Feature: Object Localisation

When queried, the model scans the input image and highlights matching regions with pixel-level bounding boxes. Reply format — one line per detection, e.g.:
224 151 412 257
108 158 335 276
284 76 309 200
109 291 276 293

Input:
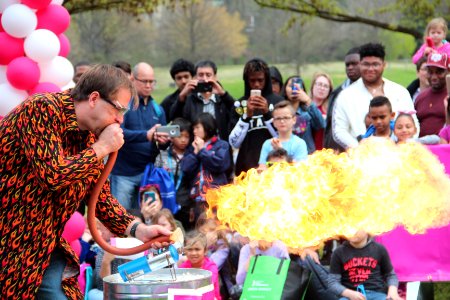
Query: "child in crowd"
412 17 450 64
196 217 230 271
394 112 440 144
151 208 185 236
439 98 450 143
236 239 289 286
197 216 240 298
282 76 325 154
181 112 230 223
155 118 194 230
361 96 395 141
138 184 163 225
258 101 308 170
328 230 401 300
179 231 222 300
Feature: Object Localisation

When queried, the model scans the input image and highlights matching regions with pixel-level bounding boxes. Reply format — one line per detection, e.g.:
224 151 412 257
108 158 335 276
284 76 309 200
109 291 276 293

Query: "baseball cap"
425 53 450 70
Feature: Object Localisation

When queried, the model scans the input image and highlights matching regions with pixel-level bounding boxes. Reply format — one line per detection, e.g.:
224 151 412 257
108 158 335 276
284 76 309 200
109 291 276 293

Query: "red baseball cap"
426 53 450 70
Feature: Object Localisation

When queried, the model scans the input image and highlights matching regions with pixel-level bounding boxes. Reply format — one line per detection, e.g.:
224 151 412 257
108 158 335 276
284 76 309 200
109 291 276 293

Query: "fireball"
205 138 450 249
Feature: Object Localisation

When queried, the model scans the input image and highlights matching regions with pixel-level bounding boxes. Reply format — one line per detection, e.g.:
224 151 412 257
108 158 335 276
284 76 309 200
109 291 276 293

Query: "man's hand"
179 79 197 102
93 123 124 159
147 124 170 144
247 95 269 117
134 224 172 249
210 80 225 96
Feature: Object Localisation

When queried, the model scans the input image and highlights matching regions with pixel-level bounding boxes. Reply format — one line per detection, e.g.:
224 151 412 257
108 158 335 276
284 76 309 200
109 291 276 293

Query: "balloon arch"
0 0 73 116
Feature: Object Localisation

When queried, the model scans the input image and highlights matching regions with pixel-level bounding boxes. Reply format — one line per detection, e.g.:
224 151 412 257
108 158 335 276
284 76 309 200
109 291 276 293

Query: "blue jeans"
339 290 387 300
110 173 143 210
36 249 67 300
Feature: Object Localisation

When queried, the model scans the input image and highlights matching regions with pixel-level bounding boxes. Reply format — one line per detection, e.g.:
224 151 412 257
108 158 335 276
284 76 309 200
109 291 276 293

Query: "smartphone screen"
144 191 156 204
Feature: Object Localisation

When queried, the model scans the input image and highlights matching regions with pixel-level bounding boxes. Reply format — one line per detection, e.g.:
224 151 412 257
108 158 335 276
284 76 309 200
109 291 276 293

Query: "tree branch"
254 0 422 40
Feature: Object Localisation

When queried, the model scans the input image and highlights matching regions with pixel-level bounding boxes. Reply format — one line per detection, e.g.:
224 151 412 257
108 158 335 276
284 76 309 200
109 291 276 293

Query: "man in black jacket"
323 47 361 152
169 60 235 141
160 58 195 122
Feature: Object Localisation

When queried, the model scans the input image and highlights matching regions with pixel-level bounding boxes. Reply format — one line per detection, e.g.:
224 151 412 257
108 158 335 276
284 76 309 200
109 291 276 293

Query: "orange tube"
87 151 170 255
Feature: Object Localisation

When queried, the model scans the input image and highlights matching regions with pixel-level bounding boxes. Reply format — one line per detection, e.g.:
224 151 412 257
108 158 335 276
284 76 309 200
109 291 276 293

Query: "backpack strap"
151 100 162 119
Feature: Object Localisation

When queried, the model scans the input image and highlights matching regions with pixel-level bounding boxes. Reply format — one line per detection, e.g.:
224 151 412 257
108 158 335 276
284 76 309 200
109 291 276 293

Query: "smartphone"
156 125 180 137
194 81 213 93
291 77 304 92
250 89 261 97
144 191 156 204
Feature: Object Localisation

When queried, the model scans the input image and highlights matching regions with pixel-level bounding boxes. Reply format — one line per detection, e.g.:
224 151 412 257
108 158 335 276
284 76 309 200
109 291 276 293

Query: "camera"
194 81 213 93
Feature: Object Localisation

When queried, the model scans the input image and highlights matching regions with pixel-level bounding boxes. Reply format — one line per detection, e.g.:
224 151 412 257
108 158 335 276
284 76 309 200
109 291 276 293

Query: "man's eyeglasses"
360 62 382 69
135 78 157 86
101 97 129 115
273 116 294 122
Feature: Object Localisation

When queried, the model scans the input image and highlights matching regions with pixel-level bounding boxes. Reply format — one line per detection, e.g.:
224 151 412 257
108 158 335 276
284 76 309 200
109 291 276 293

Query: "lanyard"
167 150 183 191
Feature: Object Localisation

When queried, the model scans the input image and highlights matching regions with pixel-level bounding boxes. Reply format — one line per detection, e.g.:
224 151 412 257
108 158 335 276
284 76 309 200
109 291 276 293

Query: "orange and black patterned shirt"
0 91 135 299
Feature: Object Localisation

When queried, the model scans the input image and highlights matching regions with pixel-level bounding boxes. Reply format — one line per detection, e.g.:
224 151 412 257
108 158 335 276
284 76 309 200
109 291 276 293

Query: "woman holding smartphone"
138 185 163 225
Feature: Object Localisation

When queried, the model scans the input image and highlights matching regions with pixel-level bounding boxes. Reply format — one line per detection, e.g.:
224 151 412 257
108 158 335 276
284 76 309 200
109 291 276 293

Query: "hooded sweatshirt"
229 59 283 175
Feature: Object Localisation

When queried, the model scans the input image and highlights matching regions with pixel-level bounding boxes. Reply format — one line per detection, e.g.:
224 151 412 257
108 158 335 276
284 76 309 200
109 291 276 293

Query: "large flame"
205 138 450 249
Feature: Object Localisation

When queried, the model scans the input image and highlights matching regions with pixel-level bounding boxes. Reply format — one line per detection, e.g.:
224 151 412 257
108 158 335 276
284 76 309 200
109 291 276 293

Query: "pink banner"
375 145 450 282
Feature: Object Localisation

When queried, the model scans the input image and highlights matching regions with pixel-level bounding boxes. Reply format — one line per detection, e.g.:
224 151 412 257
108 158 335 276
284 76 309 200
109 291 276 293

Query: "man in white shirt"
332 43 419 149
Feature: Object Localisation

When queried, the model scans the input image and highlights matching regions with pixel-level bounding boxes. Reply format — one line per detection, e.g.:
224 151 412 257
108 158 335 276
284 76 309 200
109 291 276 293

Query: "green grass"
151 61 417 103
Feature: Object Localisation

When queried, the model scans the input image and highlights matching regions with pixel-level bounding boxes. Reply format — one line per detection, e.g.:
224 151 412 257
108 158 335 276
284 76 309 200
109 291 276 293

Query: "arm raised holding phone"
247 89 269 118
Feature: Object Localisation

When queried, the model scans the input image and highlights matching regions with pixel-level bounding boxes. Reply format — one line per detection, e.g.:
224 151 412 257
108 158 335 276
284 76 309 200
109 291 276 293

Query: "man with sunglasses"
0 64 171 299
110 62 169 211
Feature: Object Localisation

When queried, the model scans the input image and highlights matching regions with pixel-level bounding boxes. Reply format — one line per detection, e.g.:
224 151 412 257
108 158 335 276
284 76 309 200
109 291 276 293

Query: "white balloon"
51 0 64 5
1 4 37 38
0 82 28 116
0 65 7 84
0 0 19 13
61 80 75 90
24 29 60 63
39 56 74 88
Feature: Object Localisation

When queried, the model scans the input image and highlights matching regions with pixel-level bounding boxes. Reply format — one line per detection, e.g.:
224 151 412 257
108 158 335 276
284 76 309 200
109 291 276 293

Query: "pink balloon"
6 57 40 90
58 33 70 57
62 211 86 242
29 82 60 95
0 32 24 65
70 239 81 258
36 4 70 35
21 0 52 10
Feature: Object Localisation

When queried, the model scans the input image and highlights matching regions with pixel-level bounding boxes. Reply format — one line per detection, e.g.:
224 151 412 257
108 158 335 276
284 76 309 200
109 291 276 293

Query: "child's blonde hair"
424 17 448 41
184 230 207 249
150 208 177 231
